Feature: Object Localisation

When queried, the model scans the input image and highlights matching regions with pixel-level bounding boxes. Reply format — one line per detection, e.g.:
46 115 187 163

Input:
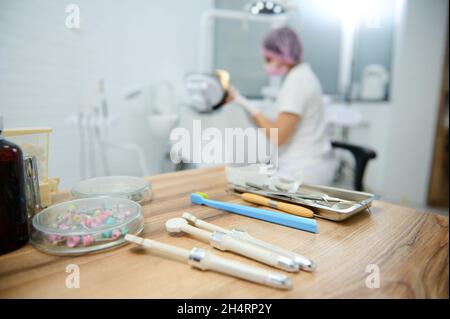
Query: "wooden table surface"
0 167 448 298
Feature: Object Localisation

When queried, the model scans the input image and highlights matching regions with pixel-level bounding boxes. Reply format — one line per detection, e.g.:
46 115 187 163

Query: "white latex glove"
229 86 260 116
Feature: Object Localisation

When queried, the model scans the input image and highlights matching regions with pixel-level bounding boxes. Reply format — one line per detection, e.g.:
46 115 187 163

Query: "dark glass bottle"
0 116 29 255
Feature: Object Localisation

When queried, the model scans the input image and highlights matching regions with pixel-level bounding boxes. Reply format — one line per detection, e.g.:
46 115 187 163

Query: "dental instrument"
244 182 341 208
247 182 355 204
240 193 314 218
165 218 299 272
248 181 320 200
182 212 316 272
190 193 317 233
245 182 304 200
125 234 292 290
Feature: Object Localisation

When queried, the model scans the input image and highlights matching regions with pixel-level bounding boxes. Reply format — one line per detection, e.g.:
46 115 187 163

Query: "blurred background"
0 0 448 213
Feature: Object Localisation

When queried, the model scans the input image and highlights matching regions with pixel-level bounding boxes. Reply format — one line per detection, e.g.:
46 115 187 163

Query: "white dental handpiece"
182 212 316 272
165 218 299 272
125 234 292 290
227 229 316 272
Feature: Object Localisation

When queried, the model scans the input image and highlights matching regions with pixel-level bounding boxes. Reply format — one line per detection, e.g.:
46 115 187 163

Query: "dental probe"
125 234 292 290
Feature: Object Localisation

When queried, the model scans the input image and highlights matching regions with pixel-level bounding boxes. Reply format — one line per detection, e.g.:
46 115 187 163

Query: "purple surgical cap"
262 27 303 65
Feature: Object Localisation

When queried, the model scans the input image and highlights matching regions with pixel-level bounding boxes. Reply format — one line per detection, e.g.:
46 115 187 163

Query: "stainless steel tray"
228 183 378 221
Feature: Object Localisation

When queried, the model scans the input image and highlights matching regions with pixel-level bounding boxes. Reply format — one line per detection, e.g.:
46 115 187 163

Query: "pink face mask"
264 63 288 76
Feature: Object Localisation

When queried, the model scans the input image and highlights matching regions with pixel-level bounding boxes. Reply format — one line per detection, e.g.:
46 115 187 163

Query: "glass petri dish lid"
71 176 152 203
31 197 144 255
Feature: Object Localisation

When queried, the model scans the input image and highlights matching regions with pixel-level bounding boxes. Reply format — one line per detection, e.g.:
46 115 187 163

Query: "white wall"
346 0 448 206
0 0 212 188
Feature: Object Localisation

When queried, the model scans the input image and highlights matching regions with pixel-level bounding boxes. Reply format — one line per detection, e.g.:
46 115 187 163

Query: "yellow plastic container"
3 127 58 207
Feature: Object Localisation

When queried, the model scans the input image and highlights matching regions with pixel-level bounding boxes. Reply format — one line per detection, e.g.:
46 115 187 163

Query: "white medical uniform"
274 63 337 185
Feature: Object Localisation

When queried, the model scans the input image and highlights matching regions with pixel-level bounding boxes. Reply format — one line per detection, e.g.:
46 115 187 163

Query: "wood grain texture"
0 167 448 298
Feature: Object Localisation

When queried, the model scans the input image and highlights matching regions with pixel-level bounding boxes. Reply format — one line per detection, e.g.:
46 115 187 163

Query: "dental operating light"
249 1 285 15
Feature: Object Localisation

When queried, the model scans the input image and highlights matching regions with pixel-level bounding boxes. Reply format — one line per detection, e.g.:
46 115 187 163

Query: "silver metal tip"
277 256 300 272
295 258 316 272
267 273 293 290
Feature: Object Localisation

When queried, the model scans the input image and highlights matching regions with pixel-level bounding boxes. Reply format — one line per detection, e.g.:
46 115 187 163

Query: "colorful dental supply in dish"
31 197 143 255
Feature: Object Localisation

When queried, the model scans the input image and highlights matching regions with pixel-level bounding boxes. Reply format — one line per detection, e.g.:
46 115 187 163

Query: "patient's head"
262 27 303 76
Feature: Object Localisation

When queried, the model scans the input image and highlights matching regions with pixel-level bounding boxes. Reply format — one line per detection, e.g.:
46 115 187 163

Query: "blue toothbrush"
190 193 317 233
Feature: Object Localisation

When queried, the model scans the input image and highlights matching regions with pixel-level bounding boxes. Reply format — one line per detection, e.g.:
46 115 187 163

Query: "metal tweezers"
244 182 356 205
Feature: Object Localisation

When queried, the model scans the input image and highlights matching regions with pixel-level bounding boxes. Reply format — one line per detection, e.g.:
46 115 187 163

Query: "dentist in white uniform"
226 27 336 185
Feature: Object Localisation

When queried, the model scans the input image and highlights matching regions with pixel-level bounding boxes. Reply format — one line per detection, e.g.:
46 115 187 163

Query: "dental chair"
331 141 377 192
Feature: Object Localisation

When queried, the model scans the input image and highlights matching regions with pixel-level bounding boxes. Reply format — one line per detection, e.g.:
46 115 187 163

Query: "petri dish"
71 176 152 203
31 197 144 255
